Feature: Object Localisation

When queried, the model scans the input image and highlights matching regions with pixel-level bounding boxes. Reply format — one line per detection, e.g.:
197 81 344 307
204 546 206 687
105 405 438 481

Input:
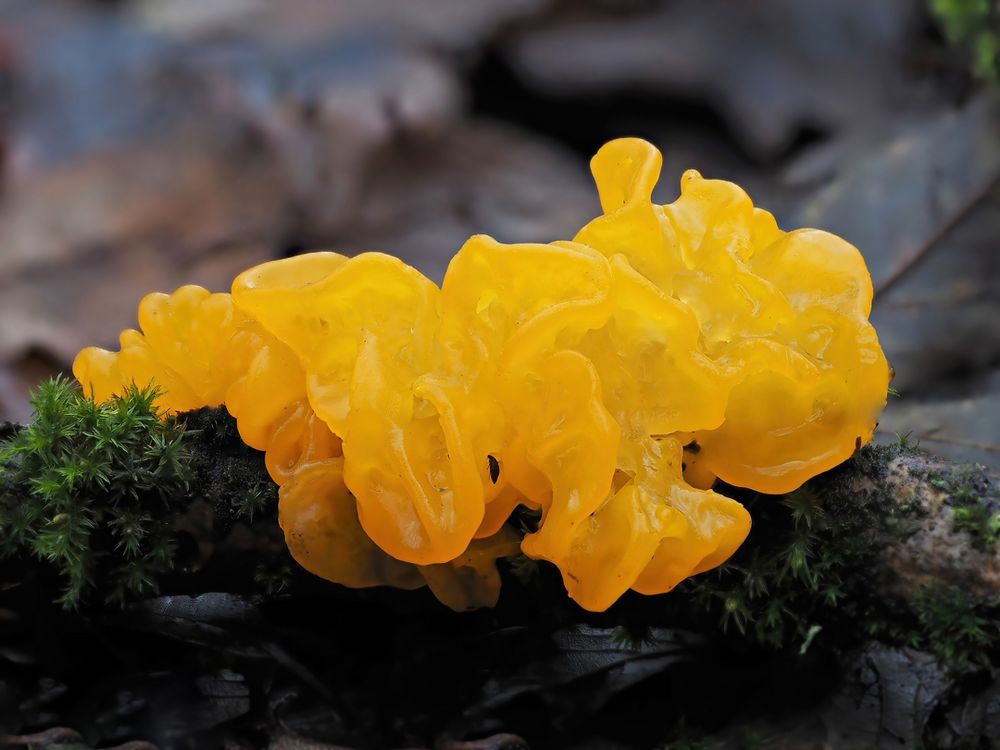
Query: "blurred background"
0 0 997 468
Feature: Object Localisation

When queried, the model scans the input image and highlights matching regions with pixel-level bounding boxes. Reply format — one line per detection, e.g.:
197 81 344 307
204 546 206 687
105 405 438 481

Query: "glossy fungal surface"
73 137 890 612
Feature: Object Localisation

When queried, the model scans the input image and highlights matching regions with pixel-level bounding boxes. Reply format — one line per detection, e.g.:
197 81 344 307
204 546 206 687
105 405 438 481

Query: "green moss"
929 462 1000 551
931 0 1000 81
674 442 1000 674
680 443 924 652
892 431 920 452
0 377 191 607
0 380 282 608
953 503 1000 549
911 585 997 673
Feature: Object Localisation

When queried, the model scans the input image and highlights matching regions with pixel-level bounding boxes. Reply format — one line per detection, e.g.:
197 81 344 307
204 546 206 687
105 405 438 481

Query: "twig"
875 172 1000 299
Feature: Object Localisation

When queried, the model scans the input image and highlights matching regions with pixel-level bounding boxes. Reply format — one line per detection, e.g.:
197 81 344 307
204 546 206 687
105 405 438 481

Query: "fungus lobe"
74 137 889 612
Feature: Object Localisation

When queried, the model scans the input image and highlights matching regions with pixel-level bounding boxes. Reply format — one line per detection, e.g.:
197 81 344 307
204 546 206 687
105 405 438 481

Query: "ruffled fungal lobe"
72 137 889 613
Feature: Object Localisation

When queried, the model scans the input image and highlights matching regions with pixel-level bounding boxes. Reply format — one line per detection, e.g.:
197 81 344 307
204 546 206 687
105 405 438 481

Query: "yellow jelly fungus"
279 458 520 610
72 286 343 487
72 137 890 613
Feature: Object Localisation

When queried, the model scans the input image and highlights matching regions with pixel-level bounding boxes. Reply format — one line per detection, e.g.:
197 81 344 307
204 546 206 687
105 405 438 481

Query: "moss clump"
911 584 998 673
929 462 1000 551
953 503 1000 549
0 377 191 607
677 442 1000 675
681 443 923 652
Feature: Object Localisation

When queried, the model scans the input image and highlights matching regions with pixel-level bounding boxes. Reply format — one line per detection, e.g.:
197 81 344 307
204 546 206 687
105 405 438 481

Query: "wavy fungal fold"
73 138 889 612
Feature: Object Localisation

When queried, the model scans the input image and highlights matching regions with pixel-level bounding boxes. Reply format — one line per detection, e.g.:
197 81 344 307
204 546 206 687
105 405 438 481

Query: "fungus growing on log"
73 138 889 611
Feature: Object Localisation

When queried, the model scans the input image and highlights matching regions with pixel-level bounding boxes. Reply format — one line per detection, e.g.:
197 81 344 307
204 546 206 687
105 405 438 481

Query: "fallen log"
1 390 998 749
